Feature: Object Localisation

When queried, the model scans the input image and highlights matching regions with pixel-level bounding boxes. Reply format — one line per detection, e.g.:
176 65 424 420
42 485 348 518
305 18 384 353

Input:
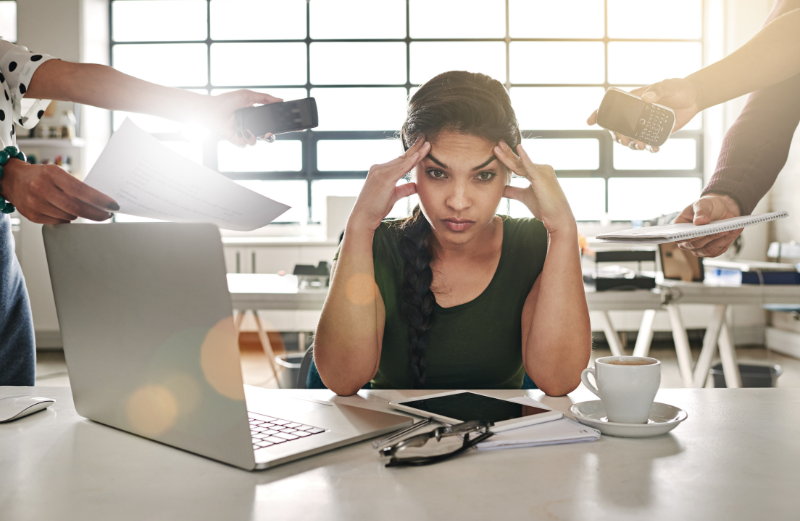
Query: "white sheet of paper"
84 119 290 231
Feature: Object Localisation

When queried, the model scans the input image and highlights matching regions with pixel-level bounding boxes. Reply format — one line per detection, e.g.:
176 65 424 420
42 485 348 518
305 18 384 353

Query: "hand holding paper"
84 119 290 231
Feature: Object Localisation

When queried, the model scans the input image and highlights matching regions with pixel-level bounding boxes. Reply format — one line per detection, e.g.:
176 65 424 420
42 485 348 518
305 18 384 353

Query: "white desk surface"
658 279 800 306
2 386 797 521
227 274 663 312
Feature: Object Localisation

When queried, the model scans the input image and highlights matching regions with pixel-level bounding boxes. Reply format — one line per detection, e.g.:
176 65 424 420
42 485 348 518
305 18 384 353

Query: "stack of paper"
596 212 788 244
477 417 600 451
84 119 290 231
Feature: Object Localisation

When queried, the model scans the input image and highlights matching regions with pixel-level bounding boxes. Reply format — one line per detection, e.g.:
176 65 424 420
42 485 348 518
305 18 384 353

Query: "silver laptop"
42 222 411 470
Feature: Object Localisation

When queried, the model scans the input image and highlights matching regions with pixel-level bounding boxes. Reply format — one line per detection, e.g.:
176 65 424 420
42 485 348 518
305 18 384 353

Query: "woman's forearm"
314 222 383 395
687 9 800 110
26 60 206 124
525 227 591 395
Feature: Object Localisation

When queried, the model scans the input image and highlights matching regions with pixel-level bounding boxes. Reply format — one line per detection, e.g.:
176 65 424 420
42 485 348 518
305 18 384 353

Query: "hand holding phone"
234 97 318 140
587 79 700 152
595 87 676 147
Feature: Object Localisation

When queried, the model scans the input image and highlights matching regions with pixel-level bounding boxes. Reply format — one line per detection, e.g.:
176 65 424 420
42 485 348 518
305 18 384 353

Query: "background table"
2 386 798 521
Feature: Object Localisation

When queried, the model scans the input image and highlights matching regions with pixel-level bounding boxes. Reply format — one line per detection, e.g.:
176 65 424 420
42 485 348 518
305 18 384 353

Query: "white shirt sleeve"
0 39 56 146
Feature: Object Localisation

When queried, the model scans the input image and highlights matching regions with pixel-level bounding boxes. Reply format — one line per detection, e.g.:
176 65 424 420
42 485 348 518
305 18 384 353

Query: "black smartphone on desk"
596 87 675 147
234 97 318 137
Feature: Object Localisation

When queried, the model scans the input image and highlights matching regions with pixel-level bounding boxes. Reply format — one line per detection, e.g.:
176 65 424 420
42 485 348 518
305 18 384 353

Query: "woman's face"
412 130 509 246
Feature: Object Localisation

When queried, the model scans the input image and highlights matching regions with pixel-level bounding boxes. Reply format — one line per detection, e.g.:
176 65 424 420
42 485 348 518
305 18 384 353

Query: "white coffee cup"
580 356 661 424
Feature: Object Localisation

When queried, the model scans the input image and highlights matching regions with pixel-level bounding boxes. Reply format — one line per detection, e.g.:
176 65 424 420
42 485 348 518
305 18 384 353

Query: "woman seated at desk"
314 71 590 395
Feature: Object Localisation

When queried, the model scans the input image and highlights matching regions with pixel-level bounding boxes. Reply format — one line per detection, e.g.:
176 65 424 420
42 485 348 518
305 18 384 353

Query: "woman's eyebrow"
472 155 498 171
427 153 449 169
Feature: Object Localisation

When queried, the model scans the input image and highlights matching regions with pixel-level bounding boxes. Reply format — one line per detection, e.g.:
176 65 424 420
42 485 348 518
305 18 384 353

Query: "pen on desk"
372 418 433 449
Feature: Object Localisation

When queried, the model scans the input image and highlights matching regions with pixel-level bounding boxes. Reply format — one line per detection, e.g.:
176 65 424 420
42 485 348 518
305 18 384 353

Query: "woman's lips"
442 219 475 232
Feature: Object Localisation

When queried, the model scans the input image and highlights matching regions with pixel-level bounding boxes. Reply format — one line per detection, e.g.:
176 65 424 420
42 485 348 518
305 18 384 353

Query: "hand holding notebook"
597 212 788 244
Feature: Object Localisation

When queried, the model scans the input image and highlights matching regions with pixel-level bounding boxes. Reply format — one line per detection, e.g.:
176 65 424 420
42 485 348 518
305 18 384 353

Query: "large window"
0 1 16 43
110 0 705 224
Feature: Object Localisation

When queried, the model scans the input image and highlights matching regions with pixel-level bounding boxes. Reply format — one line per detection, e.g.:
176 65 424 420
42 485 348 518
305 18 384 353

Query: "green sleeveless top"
335 215 548 389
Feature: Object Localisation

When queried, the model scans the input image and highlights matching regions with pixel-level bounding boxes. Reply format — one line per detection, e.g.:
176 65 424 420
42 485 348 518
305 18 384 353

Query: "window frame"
109 0 705 222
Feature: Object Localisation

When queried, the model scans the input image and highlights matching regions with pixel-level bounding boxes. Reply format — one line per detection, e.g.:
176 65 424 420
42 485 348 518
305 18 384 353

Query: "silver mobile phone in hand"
596 87 676 147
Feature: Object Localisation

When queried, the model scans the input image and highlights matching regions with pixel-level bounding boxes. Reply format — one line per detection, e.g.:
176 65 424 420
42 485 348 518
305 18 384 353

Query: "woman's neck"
430 215 503 262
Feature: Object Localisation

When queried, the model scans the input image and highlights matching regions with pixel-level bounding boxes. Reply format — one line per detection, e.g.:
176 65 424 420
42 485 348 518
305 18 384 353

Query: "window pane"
509 0 603 38
608 0 702 39
311 43 406 85
410 0 505 38
211 43 307 86
218 140 302 172
113 1 207 42
317 139 402 171
0 1 16 42
608 177 701 221
522 139 599 170
236 180 307 223
510 42 604 85
410 42 506 84
311 88 407 131
311 0 405 39
560 178 606 221
113 44 208 87
506 177 605 221
210 0 306 40
608 43 702 85
614 138 696 170
511 87 605 130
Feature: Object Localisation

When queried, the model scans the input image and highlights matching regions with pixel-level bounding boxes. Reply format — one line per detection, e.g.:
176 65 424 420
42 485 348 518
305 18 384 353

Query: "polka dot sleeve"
0 39 56 147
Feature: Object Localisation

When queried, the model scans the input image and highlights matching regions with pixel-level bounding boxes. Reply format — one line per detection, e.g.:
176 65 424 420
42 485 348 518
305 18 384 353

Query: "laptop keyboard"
249 412 326 451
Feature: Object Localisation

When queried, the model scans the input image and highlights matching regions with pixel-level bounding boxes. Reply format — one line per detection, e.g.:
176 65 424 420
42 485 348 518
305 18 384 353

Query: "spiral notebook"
476 417 600 451
597 211 788 244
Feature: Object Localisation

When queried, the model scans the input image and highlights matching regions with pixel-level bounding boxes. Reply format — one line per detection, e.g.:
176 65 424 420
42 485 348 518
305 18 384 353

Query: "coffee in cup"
580 356 661 424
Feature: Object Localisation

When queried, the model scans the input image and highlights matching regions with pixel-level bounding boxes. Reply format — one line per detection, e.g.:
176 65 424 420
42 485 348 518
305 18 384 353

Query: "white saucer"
570 401 688 438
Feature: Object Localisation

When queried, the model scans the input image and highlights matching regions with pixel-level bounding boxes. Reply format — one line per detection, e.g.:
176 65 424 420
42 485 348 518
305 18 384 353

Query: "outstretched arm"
495 141 591 396
26 59 281 147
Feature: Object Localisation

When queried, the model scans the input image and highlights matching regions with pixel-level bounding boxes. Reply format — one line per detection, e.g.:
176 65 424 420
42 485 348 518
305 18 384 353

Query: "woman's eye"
476 171 496 181
426 169 447 179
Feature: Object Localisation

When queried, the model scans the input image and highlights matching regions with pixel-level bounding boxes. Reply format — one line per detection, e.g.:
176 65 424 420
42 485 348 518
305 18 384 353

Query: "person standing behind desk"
0 39 281 386
586 1 800 257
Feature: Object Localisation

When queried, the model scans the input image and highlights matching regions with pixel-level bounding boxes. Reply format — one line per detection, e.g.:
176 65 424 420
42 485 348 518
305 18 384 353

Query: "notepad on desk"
597 212 788 244
477 417 600 451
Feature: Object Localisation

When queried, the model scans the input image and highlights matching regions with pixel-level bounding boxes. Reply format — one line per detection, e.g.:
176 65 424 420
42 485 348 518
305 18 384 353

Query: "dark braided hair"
397 71 522 388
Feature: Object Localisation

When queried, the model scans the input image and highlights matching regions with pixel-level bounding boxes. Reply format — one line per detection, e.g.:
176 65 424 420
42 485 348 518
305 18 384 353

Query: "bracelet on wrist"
0 145 26 214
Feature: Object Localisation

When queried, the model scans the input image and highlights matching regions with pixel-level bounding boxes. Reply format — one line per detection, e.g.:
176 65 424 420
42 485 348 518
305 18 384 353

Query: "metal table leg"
252 310 281 387
718 318 742 388
666 303 695 387
596 311 625 356
632 309 658 357
692 304 726 388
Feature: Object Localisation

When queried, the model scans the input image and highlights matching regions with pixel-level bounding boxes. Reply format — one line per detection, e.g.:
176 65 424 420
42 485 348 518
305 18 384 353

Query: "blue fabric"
0 215 35 386
306 357 537 391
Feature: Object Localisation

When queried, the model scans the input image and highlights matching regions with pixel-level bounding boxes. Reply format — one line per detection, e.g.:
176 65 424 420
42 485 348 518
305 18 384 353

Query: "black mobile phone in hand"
596 87 676 147
234 97 318 137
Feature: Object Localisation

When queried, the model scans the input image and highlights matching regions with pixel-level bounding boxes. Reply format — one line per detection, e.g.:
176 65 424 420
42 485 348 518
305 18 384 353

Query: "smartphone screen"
398 392 551 423
598 89 645 137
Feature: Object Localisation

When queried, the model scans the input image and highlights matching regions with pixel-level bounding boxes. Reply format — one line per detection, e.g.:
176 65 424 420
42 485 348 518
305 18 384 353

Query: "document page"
84 119 290 231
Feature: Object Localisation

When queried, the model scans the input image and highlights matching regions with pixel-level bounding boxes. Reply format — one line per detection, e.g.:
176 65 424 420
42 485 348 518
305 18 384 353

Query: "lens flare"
127 385 178 437
201 317 247 401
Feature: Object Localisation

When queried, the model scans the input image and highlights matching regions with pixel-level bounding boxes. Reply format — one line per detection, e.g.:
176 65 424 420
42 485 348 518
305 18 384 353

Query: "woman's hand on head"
1 160 117 224
348 137 431 232
203 89 283 147
495 141 576 235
